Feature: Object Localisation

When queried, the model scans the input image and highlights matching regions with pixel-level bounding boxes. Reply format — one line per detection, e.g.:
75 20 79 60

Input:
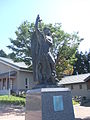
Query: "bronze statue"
31 15 58 85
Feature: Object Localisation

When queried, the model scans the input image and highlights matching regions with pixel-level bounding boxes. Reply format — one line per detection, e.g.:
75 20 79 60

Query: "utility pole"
8 69 11 97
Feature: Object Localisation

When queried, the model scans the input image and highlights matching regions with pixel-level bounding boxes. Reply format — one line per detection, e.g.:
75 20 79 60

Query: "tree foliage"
73 51 90 74
8 21 34 64
0 49 7 57
7 21 82 79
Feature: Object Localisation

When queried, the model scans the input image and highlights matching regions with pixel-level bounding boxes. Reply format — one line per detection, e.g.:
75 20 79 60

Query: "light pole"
8 70 11 96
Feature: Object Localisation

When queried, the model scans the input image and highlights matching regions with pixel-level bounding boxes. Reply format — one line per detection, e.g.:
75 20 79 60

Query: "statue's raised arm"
35 14 40 30
35 15 42 43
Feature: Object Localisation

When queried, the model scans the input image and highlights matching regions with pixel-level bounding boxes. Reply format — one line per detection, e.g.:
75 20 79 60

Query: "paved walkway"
74 104 90 120
0 104 90 120
0 104 25 120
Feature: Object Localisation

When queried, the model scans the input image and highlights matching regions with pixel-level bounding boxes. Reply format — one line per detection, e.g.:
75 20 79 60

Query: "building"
58 73 90 99
0 57 33 95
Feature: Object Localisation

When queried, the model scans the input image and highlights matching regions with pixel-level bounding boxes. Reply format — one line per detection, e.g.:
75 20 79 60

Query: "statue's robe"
31 30 55 84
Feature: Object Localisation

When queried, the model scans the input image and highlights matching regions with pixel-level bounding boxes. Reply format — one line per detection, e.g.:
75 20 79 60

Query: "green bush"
72 100 79 105
0 95 25 106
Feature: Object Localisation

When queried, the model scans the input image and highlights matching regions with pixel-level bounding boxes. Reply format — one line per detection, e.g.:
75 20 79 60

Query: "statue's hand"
36 14 42 23
35 15 42 30
36 14 40 22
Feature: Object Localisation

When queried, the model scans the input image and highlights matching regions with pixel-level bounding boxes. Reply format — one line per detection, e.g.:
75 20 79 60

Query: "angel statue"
31 15 58 85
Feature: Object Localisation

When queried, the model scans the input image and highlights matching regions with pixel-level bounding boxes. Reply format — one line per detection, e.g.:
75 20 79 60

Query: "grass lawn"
0 95 78 106
0 95 25 106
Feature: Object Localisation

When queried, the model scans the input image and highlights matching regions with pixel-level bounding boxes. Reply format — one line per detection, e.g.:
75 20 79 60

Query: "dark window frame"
71 85 73 90
79 84 82 89
25 78 28 89
87 84 90 90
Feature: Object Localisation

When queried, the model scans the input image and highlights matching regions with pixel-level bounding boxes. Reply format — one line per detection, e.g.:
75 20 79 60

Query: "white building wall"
0 61 34 93
17 71 33 91
64 83 90 99
0 62 16 73
0 90 9 95
0 62 19 91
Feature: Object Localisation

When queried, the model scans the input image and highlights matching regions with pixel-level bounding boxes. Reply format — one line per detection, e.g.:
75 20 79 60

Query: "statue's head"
43 27 51 36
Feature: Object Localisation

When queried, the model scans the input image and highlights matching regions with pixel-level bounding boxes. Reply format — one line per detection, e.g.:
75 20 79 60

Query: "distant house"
0 57 34 95
58 73 90 99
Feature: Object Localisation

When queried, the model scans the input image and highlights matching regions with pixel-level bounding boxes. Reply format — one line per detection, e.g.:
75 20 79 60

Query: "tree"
56 32 82 78
73 51 90 74
47 24 82 78
0 49 7 57
7 21 82 79
8 52 16 60
8 21 34 64
87 51 90 72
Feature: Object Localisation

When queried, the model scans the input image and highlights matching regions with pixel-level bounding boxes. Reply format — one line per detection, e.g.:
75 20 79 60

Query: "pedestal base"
25 88 75 120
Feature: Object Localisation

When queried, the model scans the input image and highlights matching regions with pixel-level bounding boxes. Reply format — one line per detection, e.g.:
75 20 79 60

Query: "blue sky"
0 0 90 54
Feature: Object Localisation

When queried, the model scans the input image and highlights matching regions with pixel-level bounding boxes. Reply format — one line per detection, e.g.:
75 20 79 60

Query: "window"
26 85 28 89
71 85 73 90
3 79 6 89
25 78 29 89
79 84 82 89
87 82 90 90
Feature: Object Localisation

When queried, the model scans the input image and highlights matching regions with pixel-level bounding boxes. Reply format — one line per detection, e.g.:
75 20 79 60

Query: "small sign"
53 95 64 111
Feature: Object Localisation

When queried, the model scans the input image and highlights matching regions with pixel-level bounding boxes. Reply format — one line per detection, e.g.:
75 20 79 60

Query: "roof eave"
58 81 85 85
0 59 30 71
84 76 90 82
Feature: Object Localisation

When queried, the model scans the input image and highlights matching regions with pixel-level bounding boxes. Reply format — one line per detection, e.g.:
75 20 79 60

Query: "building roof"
0 57 31 72
58 73 90 85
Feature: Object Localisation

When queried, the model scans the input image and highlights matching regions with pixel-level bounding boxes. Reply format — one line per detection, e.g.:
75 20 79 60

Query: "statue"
31 15 58 85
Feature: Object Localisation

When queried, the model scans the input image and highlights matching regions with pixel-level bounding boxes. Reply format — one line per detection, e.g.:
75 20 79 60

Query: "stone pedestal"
25 88 75 120
25 89 42 120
